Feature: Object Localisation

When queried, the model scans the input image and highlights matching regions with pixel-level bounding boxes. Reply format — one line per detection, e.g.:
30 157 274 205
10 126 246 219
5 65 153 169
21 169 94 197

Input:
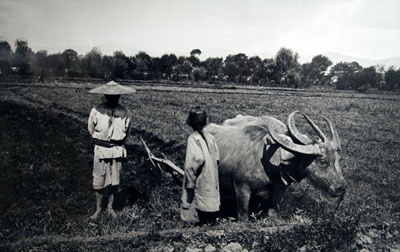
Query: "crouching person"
88 81 135 219
181 106 220 225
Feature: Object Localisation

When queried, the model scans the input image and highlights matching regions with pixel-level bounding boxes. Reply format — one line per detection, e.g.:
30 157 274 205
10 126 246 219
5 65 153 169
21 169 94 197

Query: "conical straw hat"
89 81 136 95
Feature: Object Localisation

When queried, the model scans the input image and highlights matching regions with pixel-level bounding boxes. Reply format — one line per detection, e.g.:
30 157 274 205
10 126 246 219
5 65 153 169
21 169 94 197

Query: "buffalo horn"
301 113 328 142
268 125 321 155
287 111 313 145
322 116 341 149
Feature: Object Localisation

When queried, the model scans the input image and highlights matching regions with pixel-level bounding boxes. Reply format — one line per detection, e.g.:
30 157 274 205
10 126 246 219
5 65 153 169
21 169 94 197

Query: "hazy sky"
1 0 399 59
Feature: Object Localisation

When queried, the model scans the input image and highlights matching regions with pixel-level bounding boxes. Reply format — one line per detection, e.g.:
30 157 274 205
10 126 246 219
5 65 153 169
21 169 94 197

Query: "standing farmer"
181 106 220 225
88 81 135 219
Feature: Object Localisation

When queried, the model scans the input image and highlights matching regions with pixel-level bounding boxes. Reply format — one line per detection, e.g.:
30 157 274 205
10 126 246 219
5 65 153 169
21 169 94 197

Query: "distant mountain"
299 52 400 69
31 43 184 57
248 52 275 59
31 45 91 55
96 43 139 56
31 43 140 56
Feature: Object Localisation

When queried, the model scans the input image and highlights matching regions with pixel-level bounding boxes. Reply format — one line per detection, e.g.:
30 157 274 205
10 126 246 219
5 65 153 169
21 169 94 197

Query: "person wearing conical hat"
88 81 136 219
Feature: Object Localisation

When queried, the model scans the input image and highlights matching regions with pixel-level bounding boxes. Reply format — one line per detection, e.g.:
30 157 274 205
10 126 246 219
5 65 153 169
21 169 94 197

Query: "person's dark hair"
187 106 207 131
104 94 120 108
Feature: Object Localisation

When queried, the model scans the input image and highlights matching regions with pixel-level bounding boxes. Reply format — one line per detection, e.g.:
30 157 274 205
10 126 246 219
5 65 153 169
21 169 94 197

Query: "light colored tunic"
181 130 220 213
88 102 131 189
88 103 131 159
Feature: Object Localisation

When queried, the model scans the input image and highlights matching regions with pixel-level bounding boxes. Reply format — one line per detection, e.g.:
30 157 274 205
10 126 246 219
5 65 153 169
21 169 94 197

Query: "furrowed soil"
0 82 399 251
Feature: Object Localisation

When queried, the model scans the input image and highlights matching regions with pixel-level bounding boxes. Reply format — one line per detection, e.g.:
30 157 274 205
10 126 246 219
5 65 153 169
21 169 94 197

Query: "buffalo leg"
268 185 286 217
234 184 251 220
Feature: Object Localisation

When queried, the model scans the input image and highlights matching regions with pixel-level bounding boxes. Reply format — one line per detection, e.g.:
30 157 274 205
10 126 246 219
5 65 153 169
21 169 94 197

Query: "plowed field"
1 82 399 251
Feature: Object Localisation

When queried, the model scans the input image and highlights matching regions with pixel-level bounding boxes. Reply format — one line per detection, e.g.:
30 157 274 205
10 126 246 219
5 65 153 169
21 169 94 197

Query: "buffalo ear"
280 148 296 165
264 135 276 145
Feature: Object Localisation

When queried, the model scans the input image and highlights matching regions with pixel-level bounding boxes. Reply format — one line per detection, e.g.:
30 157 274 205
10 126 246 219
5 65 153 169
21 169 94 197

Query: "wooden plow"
140 136 184 185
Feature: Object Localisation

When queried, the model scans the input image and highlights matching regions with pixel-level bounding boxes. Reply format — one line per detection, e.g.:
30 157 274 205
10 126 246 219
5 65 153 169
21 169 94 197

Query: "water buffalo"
205 111 346 220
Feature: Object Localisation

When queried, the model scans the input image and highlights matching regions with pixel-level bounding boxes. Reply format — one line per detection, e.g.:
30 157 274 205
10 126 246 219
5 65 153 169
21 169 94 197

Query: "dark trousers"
197 209 218 225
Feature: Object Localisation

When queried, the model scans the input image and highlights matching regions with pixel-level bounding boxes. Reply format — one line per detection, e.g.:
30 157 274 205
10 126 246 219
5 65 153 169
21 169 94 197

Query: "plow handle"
140 136 184 177
151 156 184 176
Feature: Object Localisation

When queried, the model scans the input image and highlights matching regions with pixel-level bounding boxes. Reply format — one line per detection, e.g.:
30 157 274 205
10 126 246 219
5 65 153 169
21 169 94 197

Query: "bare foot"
89 210 101 220
108 209 117 218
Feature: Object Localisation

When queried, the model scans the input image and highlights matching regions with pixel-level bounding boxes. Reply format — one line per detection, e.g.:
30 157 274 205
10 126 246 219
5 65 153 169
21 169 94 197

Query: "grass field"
0 81 399 251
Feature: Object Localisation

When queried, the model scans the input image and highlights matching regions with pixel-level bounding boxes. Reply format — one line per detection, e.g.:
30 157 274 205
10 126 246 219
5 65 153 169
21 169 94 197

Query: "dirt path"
8 224 298 249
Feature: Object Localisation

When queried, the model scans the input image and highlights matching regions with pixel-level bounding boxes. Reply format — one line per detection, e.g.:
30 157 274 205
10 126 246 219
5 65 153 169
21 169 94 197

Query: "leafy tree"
171 59 193 81
0 41 12 57
82 47 103 78
160 54 177 79
223 53 249 83
188 55 201 67
0 41 12 76
203 57 223 80
330 61 362 78
112 51 129 79
31 50 48 78
301 55 332 87
190 49 202 57
262 58 276 85
176 56 186 65
193 66 207 82
188 49 202 67
151 57 162 79
330 61 362 90
274 48 300 87
223 57 239 82
337 66 378 92
46 53 66 77
357 66 378 89
14 39 33 76
385 67 400 90
247 56 264 84
126 56 137 78
102 55 115 80
62 49 79 77
175 59 193 75
135 51 152 79
375 65 386 89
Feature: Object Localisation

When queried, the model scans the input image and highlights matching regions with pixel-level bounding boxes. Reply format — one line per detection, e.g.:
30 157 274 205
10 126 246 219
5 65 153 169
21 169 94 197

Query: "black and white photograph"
0 0 399 251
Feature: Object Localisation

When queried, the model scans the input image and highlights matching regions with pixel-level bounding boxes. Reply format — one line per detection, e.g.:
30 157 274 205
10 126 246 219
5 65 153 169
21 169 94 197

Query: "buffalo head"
268 111 347 197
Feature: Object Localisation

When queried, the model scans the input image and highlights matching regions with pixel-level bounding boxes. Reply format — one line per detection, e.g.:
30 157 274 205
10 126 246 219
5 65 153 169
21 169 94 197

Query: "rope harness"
328 191 345 228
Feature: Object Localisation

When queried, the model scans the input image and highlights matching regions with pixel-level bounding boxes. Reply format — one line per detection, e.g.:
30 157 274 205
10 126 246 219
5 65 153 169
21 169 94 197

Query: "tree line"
1 39 399 91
